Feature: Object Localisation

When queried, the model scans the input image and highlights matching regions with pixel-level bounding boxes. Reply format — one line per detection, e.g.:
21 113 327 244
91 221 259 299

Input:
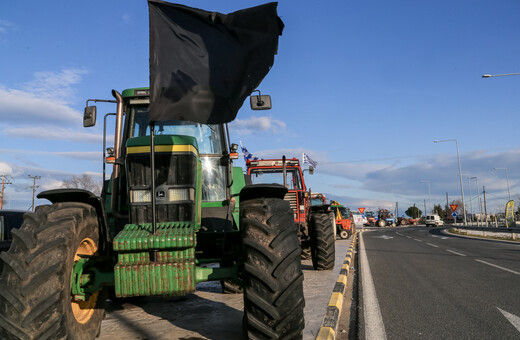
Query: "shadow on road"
102 281 244 340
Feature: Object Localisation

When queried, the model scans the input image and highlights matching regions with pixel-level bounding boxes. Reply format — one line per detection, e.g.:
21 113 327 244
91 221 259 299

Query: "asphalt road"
357 226 520 340
98 238 353 339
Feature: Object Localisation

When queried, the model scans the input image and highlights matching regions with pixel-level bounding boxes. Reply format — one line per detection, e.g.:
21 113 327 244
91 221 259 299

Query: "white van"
425 214 444 227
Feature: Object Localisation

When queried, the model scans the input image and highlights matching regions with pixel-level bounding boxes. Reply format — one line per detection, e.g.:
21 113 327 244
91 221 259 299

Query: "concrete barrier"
316 233 358 339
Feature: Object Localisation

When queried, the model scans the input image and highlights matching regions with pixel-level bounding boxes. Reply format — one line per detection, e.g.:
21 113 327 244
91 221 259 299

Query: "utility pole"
483 185 488 227
424 199 427 218
28 175 41 212
446 192 450 222
1 175 13 210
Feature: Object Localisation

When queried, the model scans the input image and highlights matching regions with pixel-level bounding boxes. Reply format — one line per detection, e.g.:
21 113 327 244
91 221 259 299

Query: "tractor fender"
239 184 288 202
309 204 329 214
37 189 110 253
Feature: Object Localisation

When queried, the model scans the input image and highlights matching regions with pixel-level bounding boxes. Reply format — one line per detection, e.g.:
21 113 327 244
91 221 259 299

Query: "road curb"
315 232 358 340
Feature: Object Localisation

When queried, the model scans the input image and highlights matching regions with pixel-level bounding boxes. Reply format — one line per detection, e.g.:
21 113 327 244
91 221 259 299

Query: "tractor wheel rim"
71 237 99 324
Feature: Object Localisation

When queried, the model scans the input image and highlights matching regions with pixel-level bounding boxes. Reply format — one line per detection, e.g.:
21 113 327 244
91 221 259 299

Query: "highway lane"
357 226 520 340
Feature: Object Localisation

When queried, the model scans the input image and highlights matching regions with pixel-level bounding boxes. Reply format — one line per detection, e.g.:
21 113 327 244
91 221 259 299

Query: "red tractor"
246 157 335 270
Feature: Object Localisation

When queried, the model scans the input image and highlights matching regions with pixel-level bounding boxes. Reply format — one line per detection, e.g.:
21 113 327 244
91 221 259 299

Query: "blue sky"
1 0 519 216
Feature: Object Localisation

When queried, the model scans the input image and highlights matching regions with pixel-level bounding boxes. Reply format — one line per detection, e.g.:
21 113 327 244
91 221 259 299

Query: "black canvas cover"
148 0 284 124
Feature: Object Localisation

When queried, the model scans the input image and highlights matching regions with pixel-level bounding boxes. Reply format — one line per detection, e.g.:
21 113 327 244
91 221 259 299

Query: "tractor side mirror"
308 166 314 175
250 95 272 110
83 106 97 127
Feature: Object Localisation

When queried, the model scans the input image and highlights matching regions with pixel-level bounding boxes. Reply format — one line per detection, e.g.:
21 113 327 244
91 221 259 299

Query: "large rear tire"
309 213 335 270
240 197 305 339
378 219 386 228
0 202 105 340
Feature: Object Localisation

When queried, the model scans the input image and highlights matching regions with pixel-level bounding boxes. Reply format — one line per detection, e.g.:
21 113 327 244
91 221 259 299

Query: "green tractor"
0 88 305 340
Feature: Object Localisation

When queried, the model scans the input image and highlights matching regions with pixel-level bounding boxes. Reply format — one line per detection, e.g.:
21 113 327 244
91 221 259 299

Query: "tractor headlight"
131 190 152 203
169 188 194 202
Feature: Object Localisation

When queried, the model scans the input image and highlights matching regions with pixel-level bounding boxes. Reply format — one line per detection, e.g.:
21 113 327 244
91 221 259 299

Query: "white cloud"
0 68 87 126
2 126 103 144
20 68 87 104
0 20 15 34
0 162 13 176
0 87 81 125
0 149 101 161
231 116 286 135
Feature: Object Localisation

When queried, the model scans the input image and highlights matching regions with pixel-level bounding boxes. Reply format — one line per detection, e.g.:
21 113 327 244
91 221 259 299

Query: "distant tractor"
310 193 337 238
364 211 377 226
377 209 396 227
246 157 336 270
397 216 418 226
330 200 355 239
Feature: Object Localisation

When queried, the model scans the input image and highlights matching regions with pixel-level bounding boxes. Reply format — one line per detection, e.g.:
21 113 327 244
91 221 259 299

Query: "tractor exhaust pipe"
282 155 287 188
110 90 128 219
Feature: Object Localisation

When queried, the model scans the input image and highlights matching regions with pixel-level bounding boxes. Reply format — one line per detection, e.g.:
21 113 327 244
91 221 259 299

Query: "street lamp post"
467 177 474 225
470 176 483 226
434 139 467 225
493 167 511 201
482 73 520 78
420 180 432 214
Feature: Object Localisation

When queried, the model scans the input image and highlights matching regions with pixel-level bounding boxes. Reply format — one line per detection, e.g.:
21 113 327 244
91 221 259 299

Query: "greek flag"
241 142 260 162
303 153 317 168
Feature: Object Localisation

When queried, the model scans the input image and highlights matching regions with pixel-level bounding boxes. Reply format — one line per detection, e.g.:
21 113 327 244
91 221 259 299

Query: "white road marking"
497 307 520 333
426 243 439 248
431 235 448 240
446 249 466 257
406 236 412 239
360 233 387 340
396 232 402 236
475 260 520 275
414 238 423 242
373 235 394 240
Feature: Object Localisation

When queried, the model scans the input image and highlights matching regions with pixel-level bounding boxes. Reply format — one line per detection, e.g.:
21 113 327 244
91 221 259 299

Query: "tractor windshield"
310 198 324 206
249 168 303 190
129 106 227 202
129 106 224 154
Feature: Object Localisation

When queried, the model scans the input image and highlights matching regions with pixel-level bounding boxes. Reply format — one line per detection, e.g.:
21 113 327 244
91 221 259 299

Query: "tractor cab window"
249 168 303 190
129 106 227 202
129 107 224 154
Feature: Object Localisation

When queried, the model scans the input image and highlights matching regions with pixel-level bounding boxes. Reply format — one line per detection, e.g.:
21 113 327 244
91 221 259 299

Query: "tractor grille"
127 152 196 224
284 192 298 213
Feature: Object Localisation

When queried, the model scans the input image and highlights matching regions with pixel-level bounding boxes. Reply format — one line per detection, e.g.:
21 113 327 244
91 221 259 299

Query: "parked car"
0 210 25 251
425 214 444 227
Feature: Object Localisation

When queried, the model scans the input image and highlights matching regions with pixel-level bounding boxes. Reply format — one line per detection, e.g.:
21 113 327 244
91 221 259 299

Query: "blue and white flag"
241 141 260 162
303 153 317 168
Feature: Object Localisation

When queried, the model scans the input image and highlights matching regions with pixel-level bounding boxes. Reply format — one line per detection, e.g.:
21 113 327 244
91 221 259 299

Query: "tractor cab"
246 158 307 224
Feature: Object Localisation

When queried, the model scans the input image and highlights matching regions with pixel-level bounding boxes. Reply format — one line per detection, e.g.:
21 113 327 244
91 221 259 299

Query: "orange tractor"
330 200 355 239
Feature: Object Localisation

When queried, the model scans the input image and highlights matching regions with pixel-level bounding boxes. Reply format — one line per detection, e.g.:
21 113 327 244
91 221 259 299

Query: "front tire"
339 229 350 239
240 197 305 339
309 213 335 270
378 219 386 228
0 202 105 340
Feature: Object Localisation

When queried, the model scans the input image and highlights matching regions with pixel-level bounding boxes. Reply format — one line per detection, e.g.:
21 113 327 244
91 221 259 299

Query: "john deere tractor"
0 88 305 340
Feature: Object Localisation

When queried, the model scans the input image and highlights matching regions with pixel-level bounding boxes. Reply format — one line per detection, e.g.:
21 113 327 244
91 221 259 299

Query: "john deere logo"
156 190 165 200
